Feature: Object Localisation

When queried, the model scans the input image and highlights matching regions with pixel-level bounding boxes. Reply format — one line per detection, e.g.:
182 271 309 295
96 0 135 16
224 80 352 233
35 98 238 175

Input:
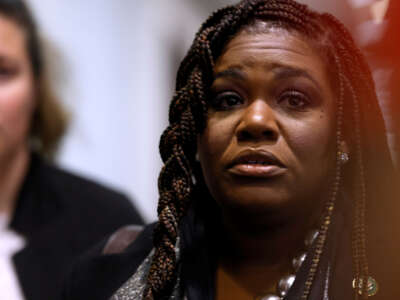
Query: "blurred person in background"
0 0 144 299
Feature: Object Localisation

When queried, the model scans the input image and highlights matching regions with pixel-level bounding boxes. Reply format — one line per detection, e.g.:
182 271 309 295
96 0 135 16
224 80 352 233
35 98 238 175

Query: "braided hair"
145 0 388 299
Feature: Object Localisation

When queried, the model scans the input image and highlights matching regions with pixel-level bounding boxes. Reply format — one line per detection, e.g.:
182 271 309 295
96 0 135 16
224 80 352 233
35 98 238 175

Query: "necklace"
255 230 319 300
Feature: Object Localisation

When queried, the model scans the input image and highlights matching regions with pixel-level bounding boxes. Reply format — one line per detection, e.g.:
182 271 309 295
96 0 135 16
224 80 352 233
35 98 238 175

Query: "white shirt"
0 214 26 300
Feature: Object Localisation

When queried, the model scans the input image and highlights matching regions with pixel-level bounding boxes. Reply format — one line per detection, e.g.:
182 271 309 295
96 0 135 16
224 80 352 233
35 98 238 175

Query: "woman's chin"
214 187 315 227
219 194 292 217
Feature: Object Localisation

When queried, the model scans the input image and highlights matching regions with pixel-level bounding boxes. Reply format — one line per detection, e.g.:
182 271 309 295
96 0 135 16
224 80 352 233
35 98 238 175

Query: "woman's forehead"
0 15 28 63
214 31 330 87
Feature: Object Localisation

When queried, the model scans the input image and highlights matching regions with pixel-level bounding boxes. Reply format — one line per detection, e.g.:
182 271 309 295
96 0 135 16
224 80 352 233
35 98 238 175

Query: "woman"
0 1 143 299
64 0 400 299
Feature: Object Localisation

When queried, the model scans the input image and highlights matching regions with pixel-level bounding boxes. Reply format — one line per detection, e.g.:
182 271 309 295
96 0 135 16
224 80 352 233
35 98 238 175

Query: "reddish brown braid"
144 1 379 299
320 13 383 298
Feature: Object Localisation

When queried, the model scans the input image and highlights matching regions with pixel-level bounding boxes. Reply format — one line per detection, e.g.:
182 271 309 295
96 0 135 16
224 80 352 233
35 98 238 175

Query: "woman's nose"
236 100 279 142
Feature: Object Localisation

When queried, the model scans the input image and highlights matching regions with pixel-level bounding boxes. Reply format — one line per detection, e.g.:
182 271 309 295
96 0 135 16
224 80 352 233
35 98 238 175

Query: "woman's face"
0 15 35 160
197 29 337 223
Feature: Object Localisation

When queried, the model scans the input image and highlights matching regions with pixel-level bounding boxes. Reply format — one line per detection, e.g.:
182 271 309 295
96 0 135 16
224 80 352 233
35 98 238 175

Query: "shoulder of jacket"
103 224 145 255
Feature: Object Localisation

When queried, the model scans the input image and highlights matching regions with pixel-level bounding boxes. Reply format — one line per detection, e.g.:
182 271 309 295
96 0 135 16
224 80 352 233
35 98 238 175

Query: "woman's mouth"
229 162 287 178
227 150 287 178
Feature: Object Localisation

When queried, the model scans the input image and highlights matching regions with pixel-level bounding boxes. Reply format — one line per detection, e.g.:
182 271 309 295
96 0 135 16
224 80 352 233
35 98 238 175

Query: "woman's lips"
227 149 287 178
229 163 287 178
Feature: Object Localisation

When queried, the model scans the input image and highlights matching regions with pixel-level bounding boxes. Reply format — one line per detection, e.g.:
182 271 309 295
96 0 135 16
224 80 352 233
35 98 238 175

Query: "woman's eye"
210 92 244 110
280 90 310 111
0 66 16 80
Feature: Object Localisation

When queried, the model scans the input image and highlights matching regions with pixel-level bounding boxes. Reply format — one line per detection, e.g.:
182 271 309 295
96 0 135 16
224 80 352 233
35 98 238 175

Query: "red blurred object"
368 0 400 167
376 0 400 59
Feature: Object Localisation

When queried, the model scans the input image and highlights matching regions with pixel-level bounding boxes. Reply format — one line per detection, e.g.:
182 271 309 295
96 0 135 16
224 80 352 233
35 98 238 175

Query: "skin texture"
0 15 35 214
197 29 338 297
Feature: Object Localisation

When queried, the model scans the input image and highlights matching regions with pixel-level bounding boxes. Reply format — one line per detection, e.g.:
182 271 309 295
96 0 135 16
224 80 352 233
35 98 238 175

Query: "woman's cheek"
0 76 35 148
287 116 335 170
201 116 232 157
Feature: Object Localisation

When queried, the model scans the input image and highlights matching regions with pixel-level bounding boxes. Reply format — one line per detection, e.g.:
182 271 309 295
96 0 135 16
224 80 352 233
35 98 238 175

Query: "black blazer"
9 153 144 300
63 223 155 300
62 204 349 300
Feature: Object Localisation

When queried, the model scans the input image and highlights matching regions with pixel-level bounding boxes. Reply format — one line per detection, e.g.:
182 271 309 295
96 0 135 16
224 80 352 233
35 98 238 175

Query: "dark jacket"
63 223 155 300
9 153 144 300
62 203 347 300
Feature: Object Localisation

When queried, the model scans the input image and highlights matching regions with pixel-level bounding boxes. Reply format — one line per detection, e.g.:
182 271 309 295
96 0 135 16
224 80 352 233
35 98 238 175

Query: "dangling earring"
338 140 349 164
195 152 200 162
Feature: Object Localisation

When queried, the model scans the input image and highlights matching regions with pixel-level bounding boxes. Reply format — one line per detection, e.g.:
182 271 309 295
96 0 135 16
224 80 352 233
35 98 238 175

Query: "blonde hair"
31 71 68 157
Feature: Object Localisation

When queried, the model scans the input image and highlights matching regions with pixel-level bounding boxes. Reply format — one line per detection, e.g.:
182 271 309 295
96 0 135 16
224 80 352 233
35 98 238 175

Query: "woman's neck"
220 203 319 259
217 207 319 296
0 146 30 217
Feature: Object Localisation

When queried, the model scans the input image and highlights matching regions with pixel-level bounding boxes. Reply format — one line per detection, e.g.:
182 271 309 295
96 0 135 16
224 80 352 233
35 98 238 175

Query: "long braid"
144 82 200 299
145 1 379 299
144 4 269 298
325 10 389 297
321 13 381 298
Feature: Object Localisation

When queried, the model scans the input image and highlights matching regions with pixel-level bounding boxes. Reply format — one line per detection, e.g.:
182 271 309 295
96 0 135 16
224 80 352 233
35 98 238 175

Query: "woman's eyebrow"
272 65 321 89
214 67 247 81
